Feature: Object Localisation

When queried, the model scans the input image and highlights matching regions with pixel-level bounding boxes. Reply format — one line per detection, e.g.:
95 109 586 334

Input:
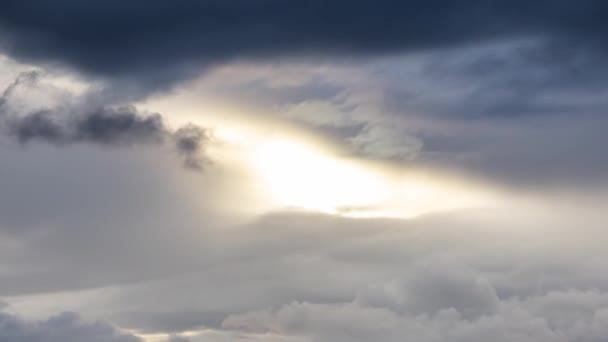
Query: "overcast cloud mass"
1 1 608 341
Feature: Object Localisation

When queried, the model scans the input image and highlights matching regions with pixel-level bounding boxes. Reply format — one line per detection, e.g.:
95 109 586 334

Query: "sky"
0 1 608 341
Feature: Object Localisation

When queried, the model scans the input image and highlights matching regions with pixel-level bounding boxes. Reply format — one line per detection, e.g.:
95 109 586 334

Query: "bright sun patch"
239 136 496 218
249 139 387 215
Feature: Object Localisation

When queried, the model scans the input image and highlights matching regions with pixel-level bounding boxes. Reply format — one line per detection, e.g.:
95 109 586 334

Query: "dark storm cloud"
0 0 607 93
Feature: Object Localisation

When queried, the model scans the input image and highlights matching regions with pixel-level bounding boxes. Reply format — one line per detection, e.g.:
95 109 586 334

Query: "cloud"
223 289 608 342
220 252 608 341
0 311 141 342
1 4 607 187
0 70 37 110
167 335 191 342
0 3 607 339
0 71 208 170
5 106 165 147
173 125 209 171
0 0 607 94
3 198 604 336
178 39 608 187
355 263 500 319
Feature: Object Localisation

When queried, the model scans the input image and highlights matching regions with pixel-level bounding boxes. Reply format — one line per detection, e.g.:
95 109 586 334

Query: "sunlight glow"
139 71 500 219
239 135 497 218
250 139 387 215
156 105 498 219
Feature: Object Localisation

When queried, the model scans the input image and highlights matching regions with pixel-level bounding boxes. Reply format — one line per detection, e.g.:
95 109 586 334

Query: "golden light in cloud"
210 127 498 219
249 139 387 215
140 95 498 219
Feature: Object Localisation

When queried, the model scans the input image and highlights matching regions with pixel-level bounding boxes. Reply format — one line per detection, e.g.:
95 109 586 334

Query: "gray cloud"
167 336 191 342
356 263 500 319
0 311 141 342
1 2 608 341
193 39 608 187
0 141 221 295
223 288 608 342
381 39 608 120
3 200 604 336
111 310 224 335
0 72 208 170
5 107 165 147
0 0 607 95
0 70 37 110
173 125 209 171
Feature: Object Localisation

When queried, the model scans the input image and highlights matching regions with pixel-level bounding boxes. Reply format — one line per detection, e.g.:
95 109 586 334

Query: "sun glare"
239 136 497 218
201 122 497 219
249 139 387 215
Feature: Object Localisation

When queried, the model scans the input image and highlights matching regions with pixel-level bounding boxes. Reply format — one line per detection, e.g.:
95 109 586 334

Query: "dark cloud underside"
0 0 607 91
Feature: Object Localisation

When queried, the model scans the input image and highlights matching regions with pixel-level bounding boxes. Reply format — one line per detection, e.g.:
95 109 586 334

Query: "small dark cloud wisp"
0 72 209 170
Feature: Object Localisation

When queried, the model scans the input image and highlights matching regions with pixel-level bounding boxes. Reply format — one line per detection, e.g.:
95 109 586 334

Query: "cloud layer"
1 2 608 341
1 0 607 92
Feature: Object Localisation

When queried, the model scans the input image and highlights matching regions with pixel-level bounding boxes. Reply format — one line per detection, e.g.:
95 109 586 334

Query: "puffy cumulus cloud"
355 263 500 319
223 289 608 342
0 310 141 342
3 197 605 339
222 259 608 341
